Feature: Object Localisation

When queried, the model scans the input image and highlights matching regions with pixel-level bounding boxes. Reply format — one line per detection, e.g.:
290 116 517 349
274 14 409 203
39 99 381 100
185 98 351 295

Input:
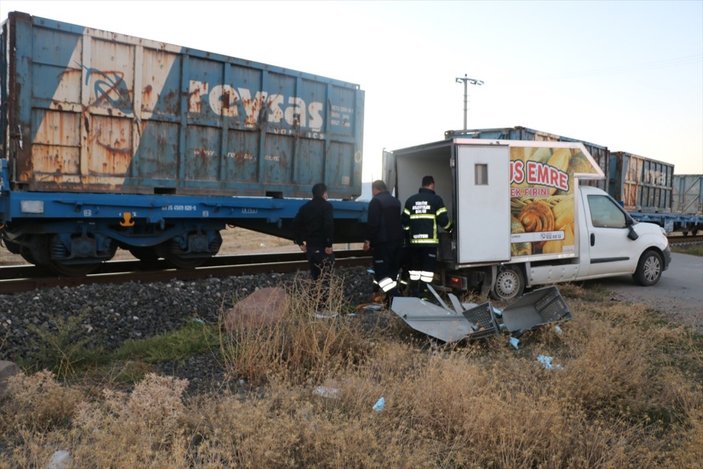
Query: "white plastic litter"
373 396 385 412
313 386 340 399
537 354 563 370
47 450 72 469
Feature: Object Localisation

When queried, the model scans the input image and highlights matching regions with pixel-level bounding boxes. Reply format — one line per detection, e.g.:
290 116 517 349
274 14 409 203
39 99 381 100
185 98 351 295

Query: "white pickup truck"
385 138 671 300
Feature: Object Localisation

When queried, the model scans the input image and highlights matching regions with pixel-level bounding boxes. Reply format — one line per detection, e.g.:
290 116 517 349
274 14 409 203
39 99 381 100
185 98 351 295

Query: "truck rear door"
455 143 511 263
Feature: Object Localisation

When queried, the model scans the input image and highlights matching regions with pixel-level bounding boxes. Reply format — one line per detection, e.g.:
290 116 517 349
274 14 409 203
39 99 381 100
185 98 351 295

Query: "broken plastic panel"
500 286 571 332
390 285 570 343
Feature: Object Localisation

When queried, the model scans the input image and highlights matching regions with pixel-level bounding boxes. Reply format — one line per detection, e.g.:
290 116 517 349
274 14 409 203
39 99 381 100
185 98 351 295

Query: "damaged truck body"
385 138 671 301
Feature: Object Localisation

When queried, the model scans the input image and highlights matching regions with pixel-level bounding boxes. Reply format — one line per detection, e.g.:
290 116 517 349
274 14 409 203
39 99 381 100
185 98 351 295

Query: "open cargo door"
382 149 396 196
455 143 511 263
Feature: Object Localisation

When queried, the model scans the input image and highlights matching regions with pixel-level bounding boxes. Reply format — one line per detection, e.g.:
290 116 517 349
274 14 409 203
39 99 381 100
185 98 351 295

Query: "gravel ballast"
0 267 374 363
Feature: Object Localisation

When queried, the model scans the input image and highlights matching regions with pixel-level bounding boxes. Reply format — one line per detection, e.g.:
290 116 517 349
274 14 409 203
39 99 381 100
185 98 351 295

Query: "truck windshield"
588 195 627 229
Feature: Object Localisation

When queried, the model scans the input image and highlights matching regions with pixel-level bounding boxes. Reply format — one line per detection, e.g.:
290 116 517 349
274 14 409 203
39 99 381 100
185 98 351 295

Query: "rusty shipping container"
0 12 364 198
608 151 674 212
672 175 703 214
446 126 610 192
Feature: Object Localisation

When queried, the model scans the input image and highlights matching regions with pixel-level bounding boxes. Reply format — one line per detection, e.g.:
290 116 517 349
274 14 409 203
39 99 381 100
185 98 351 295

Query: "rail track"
0 234 699 295
667 234 703 245
0 250 371 295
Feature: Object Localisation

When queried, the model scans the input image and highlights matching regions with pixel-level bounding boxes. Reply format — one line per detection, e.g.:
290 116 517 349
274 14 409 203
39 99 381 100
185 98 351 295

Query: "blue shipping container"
1 12 364 199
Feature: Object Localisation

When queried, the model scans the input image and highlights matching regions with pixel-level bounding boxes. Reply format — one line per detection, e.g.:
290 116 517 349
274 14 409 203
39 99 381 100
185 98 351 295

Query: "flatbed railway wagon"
0 12 367 274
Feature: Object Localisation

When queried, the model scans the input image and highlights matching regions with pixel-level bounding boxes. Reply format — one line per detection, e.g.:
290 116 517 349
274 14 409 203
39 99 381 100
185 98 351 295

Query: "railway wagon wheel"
47 235 108 276
158 231 223 270
2 238 36 264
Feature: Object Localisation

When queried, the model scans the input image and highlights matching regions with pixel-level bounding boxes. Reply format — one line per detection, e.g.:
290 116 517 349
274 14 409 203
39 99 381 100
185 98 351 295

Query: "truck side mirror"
627 224 639 240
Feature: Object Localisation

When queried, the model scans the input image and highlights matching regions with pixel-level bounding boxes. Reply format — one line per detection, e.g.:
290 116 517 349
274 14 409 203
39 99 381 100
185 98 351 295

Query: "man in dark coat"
363 180 404 300
401 175 453 296
293 182 334 280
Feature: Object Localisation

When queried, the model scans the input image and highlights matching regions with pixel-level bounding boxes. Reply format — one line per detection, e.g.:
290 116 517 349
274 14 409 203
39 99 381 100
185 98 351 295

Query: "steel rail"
0 250 371 295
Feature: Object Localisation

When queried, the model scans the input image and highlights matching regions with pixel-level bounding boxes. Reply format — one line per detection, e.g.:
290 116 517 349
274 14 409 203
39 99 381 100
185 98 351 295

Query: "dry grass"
220 273 374 386
1 279 701 468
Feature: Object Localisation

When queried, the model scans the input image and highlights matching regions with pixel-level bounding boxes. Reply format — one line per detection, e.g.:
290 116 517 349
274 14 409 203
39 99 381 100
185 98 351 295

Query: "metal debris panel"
391 286 571 343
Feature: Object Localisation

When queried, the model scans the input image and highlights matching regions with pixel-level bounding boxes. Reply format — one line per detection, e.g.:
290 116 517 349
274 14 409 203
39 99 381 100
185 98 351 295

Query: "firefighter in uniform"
401 175 453 296
363 180 403 302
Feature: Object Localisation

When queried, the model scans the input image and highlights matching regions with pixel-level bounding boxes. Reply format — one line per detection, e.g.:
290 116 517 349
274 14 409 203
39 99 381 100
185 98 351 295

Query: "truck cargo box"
0 12 364 199
672 174 702 215
390 138 604 265
608 151 673 212
446 126 610 192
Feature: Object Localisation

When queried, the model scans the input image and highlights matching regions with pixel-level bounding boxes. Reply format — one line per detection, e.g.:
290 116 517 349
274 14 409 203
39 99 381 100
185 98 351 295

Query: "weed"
113 319 218 364
1 277 701 467
672 243 703 256
220 273 373 385
23 313 107 379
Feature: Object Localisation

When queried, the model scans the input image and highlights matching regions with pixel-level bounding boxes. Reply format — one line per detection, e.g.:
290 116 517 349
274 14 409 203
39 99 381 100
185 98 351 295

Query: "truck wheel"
491 265 525 301
633 250 663 286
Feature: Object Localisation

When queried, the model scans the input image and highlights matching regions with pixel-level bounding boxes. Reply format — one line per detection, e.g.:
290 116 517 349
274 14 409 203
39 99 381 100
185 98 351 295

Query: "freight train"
449 127 702 235
0 12 368 275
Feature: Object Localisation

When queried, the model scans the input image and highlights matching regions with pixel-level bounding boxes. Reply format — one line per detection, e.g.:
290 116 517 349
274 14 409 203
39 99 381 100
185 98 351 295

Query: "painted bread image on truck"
509 146 599 257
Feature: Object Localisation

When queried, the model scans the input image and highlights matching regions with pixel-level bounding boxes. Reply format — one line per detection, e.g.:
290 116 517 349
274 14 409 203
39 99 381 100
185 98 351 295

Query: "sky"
1 0 702 180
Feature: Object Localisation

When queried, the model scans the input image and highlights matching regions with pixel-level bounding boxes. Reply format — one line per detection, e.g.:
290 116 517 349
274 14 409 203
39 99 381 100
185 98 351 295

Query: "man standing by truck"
363 180 404 302
402 176 453 296
293 182 335 281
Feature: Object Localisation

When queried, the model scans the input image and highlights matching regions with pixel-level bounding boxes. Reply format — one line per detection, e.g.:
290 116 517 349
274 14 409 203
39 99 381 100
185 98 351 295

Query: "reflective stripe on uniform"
410 238 439 244
378 277 397 292
408 270 421 281
420 271 434 283
409 214 436 220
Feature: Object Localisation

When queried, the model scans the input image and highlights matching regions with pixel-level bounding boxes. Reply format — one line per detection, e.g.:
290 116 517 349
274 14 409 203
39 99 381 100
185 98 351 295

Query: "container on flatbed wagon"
446 126 610 192
608 151 674 213
672 175 703 215
386 138 671 300
0 12 364 199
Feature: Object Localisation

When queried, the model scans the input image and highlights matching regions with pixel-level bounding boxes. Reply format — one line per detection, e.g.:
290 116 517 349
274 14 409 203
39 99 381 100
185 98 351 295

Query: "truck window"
588 194 627 228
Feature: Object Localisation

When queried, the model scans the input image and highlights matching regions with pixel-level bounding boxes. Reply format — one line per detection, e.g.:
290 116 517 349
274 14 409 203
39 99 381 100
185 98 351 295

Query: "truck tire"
633 249 663 286
491 265 525 301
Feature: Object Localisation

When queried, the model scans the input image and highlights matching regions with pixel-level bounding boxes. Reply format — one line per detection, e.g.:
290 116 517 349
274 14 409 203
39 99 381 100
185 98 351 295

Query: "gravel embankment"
0 267 374 364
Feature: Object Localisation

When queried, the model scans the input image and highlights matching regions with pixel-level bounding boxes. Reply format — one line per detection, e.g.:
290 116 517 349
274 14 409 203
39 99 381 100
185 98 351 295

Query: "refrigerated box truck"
386 138 671 300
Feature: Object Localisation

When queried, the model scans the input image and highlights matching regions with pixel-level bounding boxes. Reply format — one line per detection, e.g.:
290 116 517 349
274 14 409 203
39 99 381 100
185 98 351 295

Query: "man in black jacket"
363 180 403 300
293 182 334 280
402 175 453 296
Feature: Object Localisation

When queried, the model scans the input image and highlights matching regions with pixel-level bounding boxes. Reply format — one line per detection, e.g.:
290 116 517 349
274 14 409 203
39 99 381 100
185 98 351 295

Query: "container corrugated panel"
672 175 703 214
1 12 364 199
447 126 609 191
608 151 674 212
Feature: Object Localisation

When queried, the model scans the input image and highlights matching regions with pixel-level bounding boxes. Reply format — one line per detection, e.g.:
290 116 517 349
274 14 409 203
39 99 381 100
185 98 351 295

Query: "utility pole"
456 74 484 130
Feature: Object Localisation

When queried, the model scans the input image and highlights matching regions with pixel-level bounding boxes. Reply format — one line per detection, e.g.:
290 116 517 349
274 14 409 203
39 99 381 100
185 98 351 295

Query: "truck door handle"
590 233 595 246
